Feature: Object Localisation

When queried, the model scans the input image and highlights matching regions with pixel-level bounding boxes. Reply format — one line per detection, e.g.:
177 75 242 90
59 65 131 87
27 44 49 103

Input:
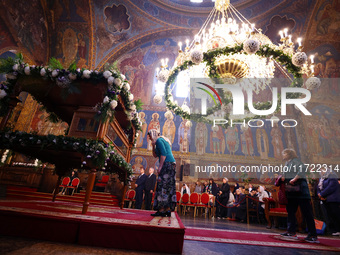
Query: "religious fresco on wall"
132 110 301 160
130 156 147 175
313 0 340 42
1 0 47 64
29 106 68 136
117 38 179 105
93 0 162 66
0 17 17 51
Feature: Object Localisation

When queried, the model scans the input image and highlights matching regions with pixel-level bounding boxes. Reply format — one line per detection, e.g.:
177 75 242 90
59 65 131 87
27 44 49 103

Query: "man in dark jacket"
144 167 156 210
216 177 230 218
135 167 147 209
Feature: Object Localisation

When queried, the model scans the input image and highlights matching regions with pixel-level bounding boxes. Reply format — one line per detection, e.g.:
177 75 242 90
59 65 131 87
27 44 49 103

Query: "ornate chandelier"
155 0 319 122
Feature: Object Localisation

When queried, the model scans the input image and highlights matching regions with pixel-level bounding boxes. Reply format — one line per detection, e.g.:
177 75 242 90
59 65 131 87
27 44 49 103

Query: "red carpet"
185 227 340 252
0 199 185 254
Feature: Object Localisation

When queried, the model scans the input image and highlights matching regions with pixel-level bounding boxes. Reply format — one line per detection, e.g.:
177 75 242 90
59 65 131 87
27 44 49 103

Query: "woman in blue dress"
148 129 176 217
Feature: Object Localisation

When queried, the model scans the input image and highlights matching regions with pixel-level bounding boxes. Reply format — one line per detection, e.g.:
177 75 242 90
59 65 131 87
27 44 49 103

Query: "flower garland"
0 54 142 135
164 44 305 125
0 131 133 183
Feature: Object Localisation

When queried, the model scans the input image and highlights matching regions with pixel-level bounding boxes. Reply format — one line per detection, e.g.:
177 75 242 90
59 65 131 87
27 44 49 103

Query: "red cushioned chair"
186 192 200 217
196 192 213 218
175 191 181 214
94 175 109 191
264 187 303 230
181 193 189 215
124 189 136 208
65 177 80 196
58 177 70 194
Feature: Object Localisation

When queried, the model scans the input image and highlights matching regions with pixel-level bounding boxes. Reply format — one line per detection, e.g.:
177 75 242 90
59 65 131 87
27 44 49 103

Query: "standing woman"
280 148 318 243
148 129 176 217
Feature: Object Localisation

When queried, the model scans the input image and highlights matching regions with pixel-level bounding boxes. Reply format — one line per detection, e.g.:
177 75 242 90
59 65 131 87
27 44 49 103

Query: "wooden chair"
196 192 213 218
65 177 80 195
58 177 70 194
175 191 181 214
124 189 136 208
264 187 303 230
181 193 189 215
186 193 200 217
246 195 260 224
94 175 110 191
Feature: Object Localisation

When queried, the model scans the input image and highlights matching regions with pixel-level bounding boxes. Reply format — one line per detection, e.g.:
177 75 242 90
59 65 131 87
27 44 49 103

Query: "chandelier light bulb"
297 38 302 47
186 39 190 48
279 30 284 39
284 28 288 37
178 42 182 51
310 55 314 64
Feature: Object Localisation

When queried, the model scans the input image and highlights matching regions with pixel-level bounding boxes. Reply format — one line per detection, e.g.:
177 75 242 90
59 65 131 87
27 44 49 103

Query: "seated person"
235 188 247 223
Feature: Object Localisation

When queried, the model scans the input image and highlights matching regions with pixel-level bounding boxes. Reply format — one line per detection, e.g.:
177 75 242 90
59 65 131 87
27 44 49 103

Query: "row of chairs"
177 192 215 218
58 177 80 195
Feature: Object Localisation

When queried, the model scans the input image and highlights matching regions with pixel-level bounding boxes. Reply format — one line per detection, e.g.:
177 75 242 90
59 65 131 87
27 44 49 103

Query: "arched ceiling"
0 0 338 107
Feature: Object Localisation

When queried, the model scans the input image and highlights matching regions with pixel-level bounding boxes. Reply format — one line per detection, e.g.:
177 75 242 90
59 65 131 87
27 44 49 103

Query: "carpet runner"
184 227 340 252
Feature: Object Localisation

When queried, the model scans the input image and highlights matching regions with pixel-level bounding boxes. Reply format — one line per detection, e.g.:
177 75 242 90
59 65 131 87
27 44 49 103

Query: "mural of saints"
318 115 333 157
162 111 176 147
136 112 147 148
256 122 269 160
240 126 254 157
210 126 225 155
195 122 208 155
307 122 322 156
225 126 239 155
147 113 160 150
131 156 147 175
270 123 284 160
178 118 190 153
284 127 298 152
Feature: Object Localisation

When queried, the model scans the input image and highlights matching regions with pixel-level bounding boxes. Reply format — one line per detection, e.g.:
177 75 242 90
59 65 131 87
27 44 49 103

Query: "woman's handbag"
285 182 301 193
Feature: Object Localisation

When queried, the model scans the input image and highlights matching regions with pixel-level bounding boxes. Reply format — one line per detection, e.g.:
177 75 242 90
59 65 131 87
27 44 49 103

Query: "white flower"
103 71 112 79
130 104 136 111
82 70 91 79
153 95 162 104
190 49 204 64
120 74 126 81
157 69 169 83
305 77 321 90
110 100 118 110
0 89 7 99
12 64 19 71
136 133 139 137
123 83 130 91
107 76 114 85
40 68 46 76
103 96 109 103
128 93 134 101
68 73 77 80
52 69 59 77
292 52 307 67
243 39 260 54
24 66 31 75
114 78 122 87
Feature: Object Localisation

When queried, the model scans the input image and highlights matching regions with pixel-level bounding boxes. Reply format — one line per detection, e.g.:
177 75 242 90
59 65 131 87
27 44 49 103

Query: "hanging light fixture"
155 0 318 121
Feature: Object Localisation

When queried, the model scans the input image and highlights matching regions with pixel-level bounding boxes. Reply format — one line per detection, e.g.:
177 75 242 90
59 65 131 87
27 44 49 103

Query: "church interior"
0 0 339 254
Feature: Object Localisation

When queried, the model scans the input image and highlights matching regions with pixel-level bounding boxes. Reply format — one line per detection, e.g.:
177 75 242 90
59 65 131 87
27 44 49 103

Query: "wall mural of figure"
62 28 78 67
256 122 269 160
318 115 333 158
225 125 239 155
195 122 208 155
284 126 298 153
147 113 160 150
307 122 322 156
136 112 147 148
130 156 147 175
240 126 254 158
210 125 225 155
162 111 176 147
270 122 284 160
77 32 87 67
178 117 190 153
